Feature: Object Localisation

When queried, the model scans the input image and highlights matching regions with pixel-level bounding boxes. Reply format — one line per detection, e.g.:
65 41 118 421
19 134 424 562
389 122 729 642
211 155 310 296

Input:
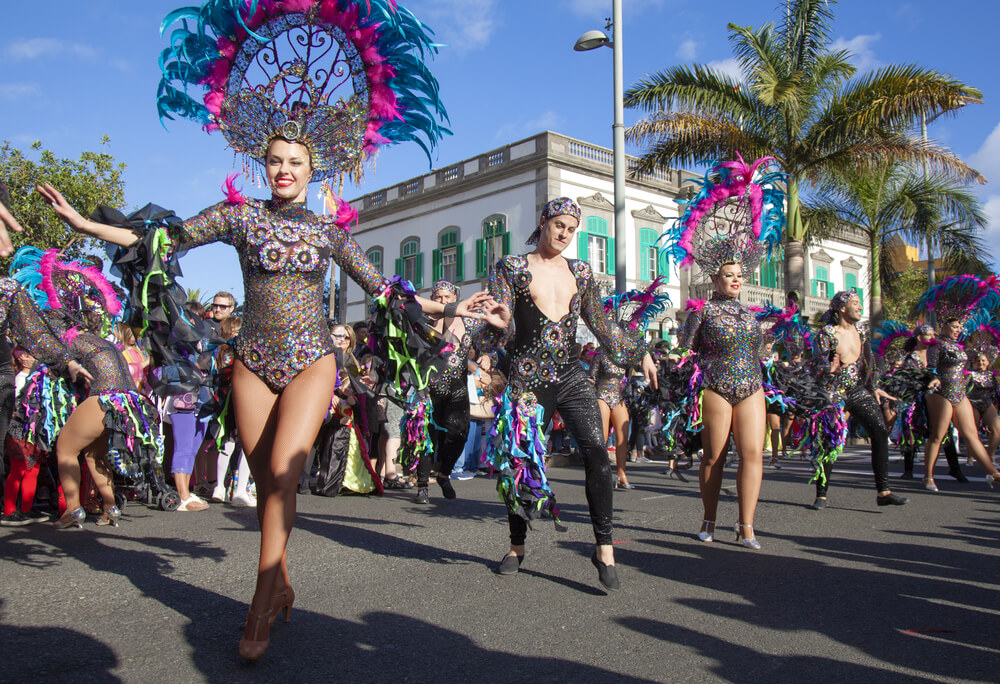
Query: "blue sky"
2 0 998 303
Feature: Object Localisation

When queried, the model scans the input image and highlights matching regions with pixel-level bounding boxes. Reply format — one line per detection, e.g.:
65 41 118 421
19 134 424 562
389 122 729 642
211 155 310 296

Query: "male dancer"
413 280 474 504
486 198 657 591
811 291 908 509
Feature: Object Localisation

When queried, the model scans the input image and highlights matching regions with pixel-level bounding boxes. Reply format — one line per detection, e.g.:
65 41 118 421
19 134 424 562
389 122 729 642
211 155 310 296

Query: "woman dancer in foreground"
36 0 500 660
916 278 1000 491
665 156 785 549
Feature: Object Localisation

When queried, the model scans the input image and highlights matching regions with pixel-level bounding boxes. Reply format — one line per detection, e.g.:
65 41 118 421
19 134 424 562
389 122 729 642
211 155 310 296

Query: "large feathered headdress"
156 0 450 186
914 275 1000 327
603 277 673 337
961 308 1000 364
753 301 811 358
660 154 785 281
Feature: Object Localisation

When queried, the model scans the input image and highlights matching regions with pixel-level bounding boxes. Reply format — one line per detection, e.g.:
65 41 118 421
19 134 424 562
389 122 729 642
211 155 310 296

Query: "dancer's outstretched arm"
36 184 138 247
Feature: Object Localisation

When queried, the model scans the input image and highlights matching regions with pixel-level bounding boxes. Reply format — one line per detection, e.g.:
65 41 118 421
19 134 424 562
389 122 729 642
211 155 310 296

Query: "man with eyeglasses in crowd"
208 291 236 333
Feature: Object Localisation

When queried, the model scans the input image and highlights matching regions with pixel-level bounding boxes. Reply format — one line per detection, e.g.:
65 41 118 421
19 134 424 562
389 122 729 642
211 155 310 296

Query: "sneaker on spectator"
450 470 474 481
1 511 31 526
177 495 209 512
24 509 52 523
230 492 257 508
210 486 227 503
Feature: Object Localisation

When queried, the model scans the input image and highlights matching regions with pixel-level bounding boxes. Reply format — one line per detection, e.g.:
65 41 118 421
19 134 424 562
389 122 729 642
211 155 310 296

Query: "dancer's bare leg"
54 396 108 521
951 399 1000 476
924 393 954 485
610 403 631 483
732 390 765 535
699 389 735 534
233 356 337 617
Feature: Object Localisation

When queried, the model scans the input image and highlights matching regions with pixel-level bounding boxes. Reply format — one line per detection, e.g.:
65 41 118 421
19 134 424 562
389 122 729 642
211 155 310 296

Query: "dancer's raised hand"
36 183 89 232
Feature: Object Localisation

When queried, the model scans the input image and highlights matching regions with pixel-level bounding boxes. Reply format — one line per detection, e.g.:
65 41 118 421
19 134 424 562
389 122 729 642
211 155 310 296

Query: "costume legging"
170 412 204 476
4 457 40 515
901 437 960 472
417 380 470 489
816 388 890 496
509 364 613 546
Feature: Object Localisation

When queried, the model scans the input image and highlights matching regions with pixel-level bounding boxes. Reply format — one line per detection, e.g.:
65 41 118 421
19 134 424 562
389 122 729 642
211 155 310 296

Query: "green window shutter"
845 272 857 291
659 250 670 283
414 253 424 289
587 216 608 235
811 279 818 296
455 242 465 281
394 257 404 278
606 236 615 276
502 231 511 257
441 230 457 248
815 266 828 282
639 247 650 281
856 286 865 309
761 261 775 288
827 281 836 298
432 248 442 281
476 238 487 278
577 231 589 261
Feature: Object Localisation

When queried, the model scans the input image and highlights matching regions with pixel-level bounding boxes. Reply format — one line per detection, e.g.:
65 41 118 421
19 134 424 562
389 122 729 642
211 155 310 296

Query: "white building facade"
341 131 872 341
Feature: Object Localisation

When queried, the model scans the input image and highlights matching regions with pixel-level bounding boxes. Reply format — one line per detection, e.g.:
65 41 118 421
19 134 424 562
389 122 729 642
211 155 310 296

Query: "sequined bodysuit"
0 278 72 370
968 369 997 414
927 339 969 406
176 199 387 390
591 351 627 407
69 333 137 394
491 255 644 402
677 293 764 406
489 254 645 545
812 323 877 399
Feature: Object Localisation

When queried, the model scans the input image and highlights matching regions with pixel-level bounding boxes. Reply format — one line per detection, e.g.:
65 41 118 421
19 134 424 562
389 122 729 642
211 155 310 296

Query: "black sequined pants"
509 363 613 546
0 375 13 482
817 388 890 496
417 379 470 489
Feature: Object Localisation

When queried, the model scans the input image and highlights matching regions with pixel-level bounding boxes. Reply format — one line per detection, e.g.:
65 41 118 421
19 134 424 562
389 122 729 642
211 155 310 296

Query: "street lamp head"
574 30 611 51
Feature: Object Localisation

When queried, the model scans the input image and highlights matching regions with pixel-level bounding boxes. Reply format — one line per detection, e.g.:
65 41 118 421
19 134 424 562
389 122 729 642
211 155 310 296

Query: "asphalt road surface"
1 448 997 683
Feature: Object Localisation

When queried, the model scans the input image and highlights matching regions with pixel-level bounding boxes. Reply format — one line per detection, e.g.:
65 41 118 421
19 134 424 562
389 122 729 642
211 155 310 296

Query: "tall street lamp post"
575 0 626 293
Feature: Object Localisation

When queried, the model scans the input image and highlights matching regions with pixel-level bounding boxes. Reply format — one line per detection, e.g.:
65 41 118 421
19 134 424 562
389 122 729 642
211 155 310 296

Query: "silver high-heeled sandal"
96 506 121 527
923 478 939 492
986 473 999 490
735 523 761 550
698 520 715 543
53 507 85 529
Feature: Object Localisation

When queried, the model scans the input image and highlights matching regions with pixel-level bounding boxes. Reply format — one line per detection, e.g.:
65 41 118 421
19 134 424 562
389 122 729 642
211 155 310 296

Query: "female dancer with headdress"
35 0 499 660
594 281 671 489
918 278 1000 491
963 317 1000 464
10 249 165 529
664 156 786 548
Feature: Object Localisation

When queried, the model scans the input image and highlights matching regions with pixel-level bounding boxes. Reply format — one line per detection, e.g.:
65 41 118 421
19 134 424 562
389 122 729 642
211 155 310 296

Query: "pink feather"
334 197 359 231
39 250 122 316
277 0 314 12
685 298 705 312
204 90 224 116
222 173 245 205
62 327 81 347
217 36 237 60
199 58 231 90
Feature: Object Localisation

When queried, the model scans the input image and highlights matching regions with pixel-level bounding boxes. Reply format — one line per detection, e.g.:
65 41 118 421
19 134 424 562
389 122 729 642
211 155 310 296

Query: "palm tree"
807 162 988 323
624 0 983 295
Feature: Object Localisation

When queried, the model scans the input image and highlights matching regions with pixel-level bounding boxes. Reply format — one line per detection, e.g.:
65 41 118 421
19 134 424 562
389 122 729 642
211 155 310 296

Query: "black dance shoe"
591 551 621 592
948 468 969 483
810 497 827 510
876 493 909 506
413 488 430 504
497 553 523 575
436 475 457 500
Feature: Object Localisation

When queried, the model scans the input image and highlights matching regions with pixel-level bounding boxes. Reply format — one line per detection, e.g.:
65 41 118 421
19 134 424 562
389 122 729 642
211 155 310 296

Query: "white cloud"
3 38 97 61
422 0 499 52
675 39 697 62
830 33 882 73
982 195 1000 268
0 83 41 100
969 120 1000 184
707 57 743 81
494 110 563 143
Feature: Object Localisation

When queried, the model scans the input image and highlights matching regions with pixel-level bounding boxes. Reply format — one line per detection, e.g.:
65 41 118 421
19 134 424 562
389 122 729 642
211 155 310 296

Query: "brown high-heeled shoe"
269 586 294 626
238 608 274 661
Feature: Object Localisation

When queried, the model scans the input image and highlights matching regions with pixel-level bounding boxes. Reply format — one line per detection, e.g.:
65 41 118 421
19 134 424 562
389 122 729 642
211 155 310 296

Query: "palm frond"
623 64 755 120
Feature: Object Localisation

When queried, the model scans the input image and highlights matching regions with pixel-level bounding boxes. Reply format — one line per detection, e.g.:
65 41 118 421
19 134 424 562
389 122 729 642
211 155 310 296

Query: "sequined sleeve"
676 308 702 351
0 278 71 371
178 201 239 250
328 221 388 296
576 263 645 368
488 257 515 313
811 326 836 378
926 342 942 372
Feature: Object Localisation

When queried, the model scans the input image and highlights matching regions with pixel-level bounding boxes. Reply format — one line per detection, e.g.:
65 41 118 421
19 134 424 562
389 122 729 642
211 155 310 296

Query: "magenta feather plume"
222 173 245 205
685 298 705 313
39 249 123 316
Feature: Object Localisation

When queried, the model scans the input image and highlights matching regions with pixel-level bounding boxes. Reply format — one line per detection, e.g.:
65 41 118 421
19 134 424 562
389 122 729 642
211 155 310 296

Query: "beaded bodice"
813 323 876 398
178 199 386 389
0 278 72 371
678 293 763 402
928 338 969 403
489 255 643 399
70 333 137 394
